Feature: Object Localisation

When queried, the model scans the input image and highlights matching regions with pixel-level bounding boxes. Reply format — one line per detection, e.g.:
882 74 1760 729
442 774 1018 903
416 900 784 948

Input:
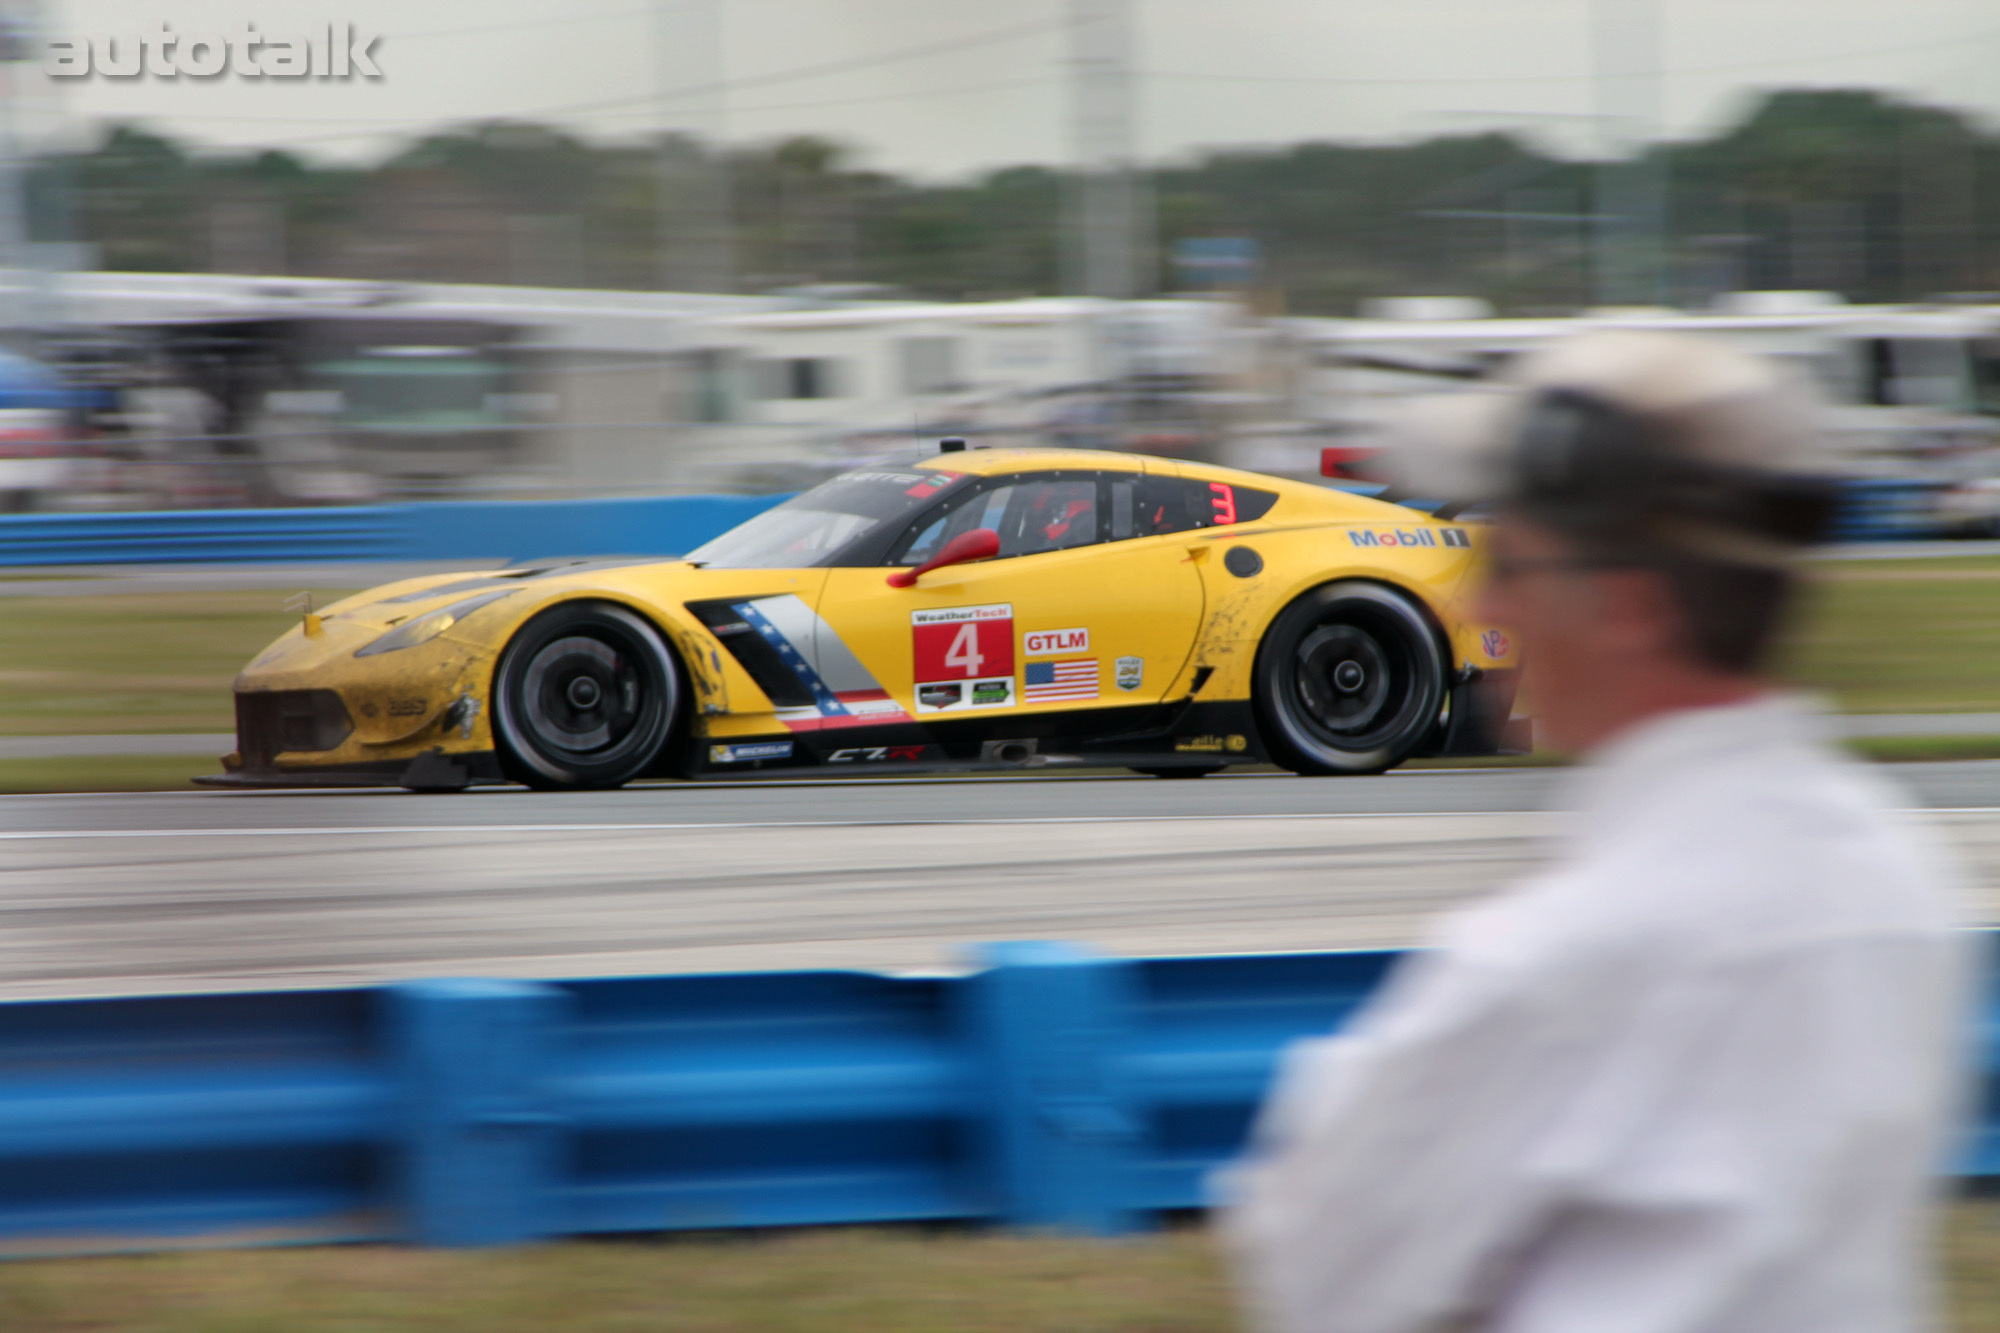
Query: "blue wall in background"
0 473 1946 567
0 494 792 567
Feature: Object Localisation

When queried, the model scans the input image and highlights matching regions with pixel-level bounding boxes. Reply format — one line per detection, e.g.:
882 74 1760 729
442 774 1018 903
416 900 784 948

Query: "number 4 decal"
944 621 984 677
912 604 1015 683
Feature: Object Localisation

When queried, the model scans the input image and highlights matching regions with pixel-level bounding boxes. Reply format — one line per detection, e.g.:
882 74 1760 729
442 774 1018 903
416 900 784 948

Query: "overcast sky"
26 0 2000 177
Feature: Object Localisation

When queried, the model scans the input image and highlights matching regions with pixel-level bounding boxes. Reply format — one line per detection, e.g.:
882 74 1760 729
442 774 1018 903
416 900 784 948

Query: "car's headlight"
354 589 519 658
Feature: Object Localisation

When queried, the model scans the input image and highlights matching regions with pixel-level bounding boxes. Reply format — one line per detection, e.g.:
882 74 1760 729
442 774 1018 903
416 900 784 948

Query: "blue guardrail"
0 939 1990 1256
0 474 1950 567
1831 478 1947 543
0 494 791 567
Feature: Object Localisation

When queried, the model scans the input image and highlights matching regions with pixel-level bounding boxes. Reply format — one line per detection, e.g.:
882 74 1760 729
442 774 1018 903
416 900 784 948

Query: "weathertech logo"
1348 527 1471 549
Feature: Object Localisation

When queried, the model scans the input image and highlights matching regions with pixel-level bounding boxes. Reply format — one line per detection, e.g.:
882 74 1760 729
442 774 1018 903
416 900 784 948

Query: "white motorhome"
684 296 1250 444
1278 292 2000 529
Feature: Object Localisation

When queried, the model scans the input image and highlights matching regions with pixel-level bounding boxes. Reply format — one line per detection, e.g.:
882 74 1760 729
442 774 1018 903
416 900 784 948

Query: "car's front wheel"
493 602 680 790
1253 582 1446 775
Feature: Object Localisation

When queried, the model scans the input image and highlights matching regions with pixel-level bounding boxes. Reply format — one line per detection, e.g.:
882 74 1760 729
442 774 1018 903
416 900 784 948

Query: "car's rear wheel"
493 602 679 790
1253 582 1446 776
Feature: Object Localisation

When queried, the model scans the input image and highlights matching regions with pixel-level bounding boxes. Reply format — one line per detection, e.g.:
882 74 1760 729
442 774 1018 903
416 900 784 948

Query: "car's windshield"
684 468 967 569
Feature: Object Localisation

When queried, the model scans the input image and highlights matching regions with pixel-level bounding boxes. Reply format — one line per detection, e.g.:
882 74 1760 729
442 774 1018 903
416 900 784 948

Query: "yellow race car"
211 445 1524 791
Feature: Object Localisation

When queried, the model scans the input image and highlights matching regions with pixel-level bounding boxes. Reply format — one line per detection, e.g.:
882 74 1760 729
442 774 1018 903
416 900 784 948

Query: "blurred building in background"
0 32 1992 532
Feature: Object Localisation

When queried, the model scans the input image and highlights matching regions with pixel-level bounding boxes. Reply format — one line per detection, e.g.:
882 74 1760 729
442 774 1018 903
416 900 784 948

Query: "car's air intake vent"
236 690 354 766
685 598 818 709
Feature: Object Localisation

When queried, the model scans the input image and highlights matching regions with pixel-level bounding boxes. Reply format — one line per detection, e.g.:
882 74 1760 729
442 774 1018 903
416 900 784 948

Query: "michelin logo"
709 741 794 764
1348 527 1471 549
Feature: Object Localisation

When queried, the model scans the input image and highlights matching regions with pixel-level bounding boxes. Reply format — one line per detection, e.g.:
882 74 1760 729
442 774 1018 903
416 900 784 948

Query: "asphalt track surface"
5 762 1998 1000
12 707 2000 760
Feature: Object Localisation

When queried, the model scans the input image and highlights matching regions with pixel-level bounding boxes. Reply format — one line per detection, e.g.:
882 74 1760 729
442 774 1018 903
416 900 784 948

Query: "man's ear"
1594 567 1685 660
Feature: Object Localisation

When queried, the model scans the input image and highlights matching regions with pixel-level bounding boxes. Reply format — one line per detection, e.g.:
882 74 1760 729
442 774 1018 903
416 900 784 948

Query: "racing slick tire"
1253 581 1446 776
493 602 680 790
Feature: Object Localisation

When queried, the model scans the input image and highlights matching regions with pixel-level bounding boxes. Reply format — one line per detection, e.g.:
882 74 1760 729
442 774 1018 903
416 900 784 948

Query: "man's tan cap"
1381 329 1835 562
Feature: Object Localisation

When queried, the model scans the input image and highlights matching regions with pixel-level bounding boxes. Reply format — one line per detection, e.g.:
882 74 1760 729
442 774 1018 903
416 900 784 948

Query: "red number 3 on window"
1209 482 1237 525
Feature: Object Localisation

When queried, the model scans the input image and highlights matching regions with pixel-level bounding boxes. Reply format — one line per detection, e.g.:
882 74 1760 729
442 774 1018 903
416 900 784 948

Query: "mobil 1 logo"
1347 526 1472 549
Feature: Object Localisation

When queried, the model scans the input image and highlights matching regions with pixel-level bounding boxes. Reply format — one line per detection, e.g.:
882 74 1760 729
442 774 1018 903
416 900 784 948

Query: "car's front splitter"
198 748 508 792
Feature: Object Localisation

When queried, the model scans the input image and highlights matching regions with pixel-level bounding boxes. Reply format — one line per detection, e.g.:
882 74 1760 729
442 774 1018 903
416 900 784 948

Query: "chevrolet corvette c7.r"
212 446 1522 790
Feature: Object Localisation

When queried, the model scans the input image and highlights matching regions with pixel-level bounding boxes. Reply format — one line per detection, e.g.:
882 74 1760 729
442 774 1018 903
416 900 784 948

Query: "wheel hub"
1292 623 1396 740
520 635 632 753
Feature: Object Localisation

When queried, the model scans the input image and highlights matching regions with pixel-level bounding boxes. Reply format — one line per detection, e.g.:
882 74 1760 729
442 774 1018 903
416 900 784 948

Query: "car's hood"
318 558 692 633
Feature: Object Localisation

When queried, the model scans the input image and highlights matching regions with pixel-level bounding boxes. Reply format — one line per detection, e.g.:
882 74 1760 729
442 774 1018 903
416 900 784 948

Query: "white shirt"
1219 696 1971 1333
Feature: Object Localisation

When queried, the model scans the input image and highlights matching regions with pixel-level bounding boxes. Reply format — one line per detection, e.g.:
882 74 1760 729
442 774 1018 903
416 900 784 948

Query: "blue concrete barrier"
0 494 790 567
0 940 1983 1256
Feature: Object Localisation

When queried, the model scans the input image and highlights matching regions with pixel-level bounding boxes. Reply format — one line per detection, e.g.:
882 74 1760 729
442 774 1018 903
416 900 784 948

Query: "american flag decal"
1023 658 1099 703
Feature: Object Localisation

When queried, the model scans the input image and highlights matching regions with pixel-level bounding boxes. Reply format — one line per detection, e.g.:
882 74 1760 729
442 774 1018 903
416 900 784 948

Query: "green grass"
0 588 358 736
0 555 1993 771
0 755 220 793
0 1226 1235 1333
5 1208 2000 1333
1778 560 2000 714
1844 735 2000 763
1948 1200 2000 1331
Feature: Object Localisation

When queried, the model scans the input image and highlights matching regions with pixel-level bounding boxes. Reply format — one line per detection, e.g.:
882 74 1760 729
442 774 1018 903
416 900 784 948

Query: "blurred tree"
1666 90 1996 301
31 89 2000 312
65 125 204 271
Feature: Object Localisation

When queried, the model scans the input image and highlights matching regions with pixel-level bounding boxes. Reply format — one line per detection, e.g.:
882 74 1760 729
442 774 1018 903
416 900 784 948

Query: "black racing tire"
1253 581 1447 776
493 602 680 790
1129 765 1226 779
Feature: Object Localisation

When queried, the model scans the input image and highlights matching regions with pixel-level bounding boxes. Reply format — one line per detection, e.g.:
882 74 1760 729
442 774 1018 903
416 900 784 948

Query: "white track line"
0 810 1558 840
5 806 1991 840
0 768 1532 801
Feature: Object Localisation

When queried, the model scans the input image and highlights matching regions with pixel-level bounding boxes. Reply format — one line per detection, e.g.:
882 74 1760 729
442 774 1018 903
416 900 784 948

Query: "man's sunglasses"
1482 551 1635 583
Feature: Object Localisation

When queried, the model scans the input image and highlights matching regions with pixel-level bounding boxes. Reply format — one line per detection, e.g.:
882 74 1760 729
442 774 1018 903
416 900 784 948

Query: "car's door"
814 469 1207 719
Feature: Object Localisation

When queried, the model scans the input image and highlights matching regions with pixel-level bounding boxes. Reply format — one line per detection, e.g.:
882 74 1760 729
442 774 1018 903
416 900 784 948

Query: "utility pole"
654 0 733 294
0 3 38 341
1589 0 1667 307
1067 0 1148 302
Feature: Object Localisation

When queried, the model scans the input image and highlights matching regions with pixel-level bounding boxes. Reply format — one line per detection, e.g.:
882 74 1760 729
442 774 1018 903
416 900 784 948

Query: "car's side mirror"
887 528 1000 588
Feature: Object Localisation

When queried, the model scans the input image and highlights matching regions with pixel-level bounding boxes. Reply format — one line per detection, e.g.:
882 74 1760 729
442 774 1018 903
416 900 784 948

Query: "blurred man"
1221 332 1970 1333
